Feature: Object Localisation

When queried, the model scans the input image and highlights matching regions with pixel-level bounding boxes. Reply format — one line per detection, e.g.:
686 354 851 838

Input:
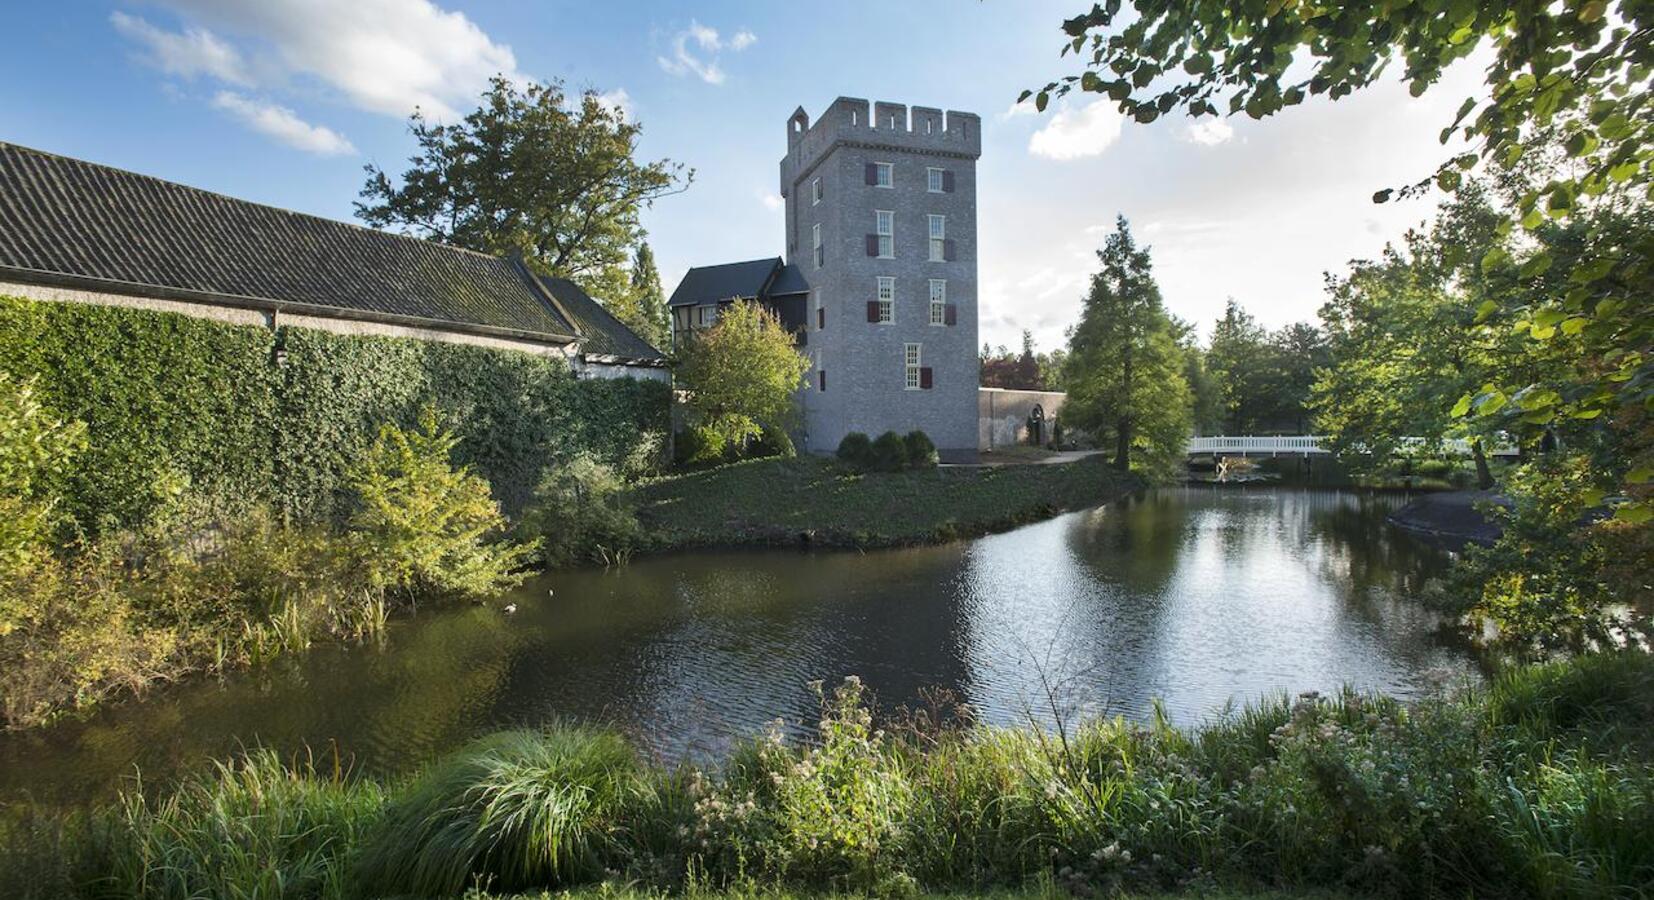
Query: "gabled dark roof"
0 141 659 361
536 276 665 363
668 257 782 307
768 263 810 296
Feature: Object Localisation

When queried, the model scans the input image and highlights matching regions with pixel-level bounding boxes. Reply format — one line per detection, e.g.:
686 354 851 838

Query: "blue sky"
0 1 1484 351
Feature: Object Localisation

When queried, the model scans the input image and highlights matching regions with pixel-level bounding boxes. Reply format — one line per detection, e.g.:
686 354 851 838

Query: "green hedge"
0 295 669 530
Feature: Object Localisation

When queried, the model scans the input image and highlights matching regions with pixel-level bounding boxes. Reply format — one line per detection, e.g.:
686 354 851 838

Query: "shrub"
520 454 641 568
836 432 873 469
346 410 538 601
750 425 797 460
354 728 649 895
870 431 909 472
902 430 938 469
673 425 728 468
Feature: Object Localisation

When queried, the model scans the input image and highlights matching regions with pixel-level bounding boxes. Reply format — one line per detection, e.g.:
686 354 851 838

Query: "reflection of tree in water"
1310 491 1451 598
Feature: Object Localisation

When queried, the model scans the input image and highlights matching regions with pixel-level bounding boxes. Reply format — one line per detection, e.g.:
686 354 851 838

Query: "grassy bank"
631 453 1139 551
4 653 1649 899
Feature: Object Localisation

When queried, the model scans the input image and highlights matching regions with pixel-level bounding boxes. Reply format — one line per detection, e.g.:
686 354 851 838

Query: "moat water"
0 486 1476 805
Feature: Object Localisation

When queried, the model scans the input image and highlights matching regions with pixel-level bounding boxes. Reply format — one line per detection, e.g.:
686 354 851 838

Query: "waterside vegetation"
2 653 1649 899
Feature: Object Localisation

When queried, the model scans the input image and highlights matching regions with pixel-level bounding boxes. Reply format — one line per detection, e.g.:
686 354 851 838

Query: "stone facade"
779 98 982 453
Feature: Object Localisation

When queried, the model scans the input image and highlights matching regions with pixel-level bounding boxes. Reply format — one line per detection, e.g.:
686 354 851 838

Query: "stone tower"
779 98 982 454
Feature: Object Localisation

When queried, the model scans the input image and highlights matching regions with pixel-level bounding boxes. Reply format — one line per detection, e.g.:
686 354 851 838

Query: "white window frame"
696 304 718 327
928 279 947 326
811 177 822 205
873 161 894 188
812 223 823 269
876 276 895 324
904 343 923 390
927 167 944 193
875 210 894 258
928 215 947 262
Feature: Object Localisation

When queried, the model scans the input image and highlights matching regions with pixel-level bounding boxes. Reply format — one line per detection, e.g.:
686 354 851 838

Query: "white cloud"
212 91 356 155
1000 99 1038 120
110 11 250 85
595 88 632 120
133 0 523 121
758 191 784 211
1028 98 1125 160
1182 118 1234 146
657 20 755 85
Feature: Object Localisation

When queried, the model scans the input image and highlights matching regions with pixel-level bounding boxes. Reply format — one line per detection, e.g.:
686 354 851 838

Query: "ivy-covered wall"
0 295 670 531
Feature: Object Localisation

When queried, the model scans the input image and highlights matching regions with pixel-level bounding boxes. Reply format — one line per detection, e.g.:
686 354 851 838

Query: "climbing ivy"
0 295 669 532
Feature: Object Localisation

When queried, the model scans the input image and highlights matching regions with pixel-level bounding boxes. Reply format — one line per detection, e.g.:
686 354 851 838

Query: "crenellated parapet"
781 97 981 193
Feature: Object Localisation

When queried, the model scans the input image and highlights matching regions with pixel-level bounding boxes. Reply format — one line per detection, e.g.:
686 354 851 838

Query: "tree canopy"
1031 0 1652 522
674 301 811 452
357 77 690 287
1063 216 1193 474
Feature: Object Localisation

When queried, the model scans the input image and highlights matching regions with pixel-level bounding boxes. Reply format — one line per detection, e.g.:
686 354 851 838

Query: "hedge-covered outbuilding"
0 141 671 529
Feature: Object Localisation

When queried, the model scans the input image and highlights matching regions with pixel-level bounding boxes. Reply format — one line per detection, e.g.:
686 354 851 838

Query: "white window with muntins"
929 279 946 326
927 167 944 193
874 161 893 187
876 276 894 324
811 177 822 205
875 210 893 258
928 215 946 262
696 304 718 327
812 223 823 268
904 343 923 390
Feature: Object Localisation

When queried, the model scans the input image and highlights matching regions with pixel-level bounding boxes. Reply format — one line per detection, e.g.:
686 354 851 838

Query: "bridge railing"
1187 435 1519 456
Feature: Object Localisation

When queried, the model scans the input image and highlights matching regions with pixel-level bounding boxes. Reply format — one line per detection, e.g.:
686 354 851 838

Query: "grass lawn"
492 887 1352 900
630 452 1139 551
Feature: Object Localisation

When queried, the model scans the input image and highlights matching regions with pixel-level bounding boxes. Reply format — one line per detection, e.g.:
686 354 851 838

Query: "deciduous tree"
675 301 810 452
357 77 689 299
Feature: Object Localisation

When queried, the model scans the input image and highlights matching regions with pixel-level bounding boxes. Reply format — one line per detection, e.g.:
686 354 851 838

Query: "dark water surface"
0 487 1476 805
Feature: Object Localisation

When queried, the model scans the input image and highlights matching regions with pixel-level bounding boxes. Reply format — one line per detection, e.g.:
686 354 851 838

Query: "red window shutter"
920 367 933 390
819 370 826 391
865 234 879 256
944 304 957 326
943 239 957 261
864 163 878 185
942 170 955 193
818 307 825 329
866 300 880 322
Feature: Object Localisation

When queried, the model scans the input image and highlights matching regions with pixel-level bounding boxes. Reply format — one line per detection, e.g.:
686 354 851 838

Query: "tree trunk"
1113 416 1132 471
1471 437 1494 491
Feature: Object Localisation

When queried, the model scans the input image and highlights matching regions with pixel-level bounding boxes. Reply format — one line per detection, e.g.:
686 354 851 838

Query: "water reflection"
0 487 1473 806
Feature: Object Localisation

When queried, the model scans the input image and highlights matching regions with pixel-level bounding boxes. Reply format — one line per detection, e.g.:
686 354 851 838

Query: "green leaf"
1614 501 1653 525
1450 393 1473 417
1627 466 1654 485
1519 252 1553 278
1561 316 1587 336
1579 0 1607 22
1474 299 1497 323
1036 92 1050 113
1081 71 1102 92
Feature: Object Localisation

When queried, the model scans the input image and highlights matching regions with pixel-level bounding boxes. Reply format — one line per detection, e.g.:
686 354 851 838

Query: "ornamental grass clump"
354 728 652 896
93 749 385 900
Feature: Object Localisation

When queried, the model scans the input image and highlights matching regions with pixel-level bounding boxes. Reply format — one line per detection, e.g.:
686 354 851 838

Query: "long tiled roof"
0 141 660 360
537 276 665 362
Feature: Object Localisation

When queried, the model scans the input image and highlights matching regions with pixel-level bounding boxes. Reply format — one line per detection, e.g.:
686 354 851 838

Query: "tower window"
811 177 822 205
875 210 893 258
813 223 823 268
927 167 944 193
873 162 893 188
876 276 894 324
928 215 946 262
905 343 923 390
929 279 946 325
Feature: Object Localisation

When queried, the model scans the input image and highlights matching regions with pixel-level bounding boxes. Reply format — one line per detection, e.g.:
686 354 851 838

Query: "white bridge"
1187 436 1519 457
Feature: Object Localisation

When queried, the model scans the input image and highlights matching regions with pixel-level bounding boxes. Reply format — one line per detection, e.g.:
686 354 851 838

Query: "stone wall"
979 388 1067 450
